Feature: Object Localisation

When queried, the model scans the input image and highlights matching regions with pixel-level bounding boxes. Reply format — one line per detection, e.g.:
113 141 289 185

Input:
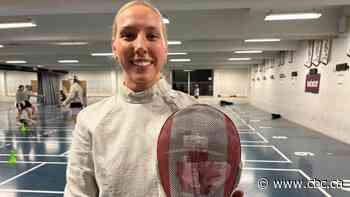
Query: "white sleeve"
64 114 98 197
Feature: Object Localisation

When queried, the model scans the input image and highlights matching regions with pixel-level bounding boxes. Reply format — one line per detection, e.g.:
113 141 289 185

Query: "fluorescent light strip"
234 50 263 54
168 41 182 45
6 60 27 64
170 59 191 62
0 22 37 29
58 60 79 63
56 42 88 46
265 13 322 21
91 53 113 56
228 58 251 61
168 52 187 55
0 45 3 48
245 39 280 42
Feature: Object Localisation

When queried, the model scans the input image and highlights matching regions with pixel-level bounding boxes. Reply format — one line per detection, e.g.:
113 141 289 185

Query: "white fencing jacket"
64 78 197 197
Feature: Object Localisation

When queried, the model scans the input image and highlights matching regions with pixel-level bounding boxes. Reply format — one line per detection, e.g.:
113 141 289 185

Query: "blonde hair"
112 0 167 44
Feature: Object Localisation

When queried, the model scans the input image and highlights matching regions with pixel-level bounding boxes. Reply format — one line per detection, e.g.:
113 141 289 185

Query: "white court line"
342 180 350 191
243 159 290 163
0 161 67 164
0 189 63 194
0 163 47 186
238 128 254 132
0 151 68 186
242 144 292 163
228 107 256 131
272 146 292 163
0 136 72 139
0 140 71 143
229 106 292 164
243 167 332 197
298 169 332 197
0 154 67 157
243 167 299 172
239 132 269 143
256 132 269 143
240 132 267 144
260 126 273 129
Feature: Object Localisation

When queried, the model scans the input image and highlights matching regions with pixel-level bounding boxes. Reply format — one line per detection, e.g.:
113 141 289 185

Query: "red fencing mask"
157 104 241 197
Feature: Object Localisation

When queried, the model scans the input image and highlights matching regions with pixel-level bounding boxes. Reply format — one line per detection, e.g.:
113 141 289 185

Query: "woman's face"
112 5 167 92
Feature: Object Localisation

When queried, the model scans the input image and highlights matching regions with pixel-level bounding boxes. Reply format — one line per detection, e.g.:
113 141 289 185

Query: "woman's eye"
147 33 159 41
121 33 135 41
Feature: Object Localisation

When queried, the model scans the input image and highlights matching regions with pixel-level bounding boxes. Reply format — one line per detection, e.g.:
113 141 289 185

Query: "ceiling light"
228 58 252 61
184 70 193 72
167 52 187 55
56 42 88 46
0 45 3 48
58 60 79 63
6 60 27 64
91 53 113 56
170 59 191 62
0 21 37 29
234 50 263 54
245 39 281 42
265 13 322 21
168 41 182 45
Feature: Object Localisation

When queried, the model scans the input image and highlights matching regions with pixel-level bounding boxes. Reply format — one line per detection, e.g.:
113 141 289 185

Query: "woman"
64 1 243 197
61 77 84 123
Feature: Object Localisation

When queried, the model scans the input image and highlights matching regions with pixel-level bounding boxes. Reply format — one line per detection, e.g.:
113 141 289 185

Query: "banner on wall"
304 40 314 68
279 51 285 66
305 74 321 94
320 39 331 65
312 40 322 66
288 51 294 63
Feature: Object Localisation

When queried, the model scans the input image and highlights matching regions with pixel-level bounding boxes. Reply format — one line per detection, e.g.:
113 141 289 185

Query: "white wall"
250 30 350 144
6 71 37 96
214 68 250 97
62 70 113 97
0 71 5 96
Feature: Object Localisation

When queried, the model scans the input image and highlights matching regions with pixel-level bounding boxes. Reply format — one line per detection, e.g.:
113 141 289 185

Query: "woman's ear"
111 41 118 61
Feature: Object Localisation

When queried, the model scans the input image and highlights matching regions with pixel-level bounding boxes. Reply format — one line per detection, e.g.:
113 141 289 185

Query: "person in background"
61 76 84 123
194 83 200 99
63 1 244 197
15 85 35 125
24 85 43 118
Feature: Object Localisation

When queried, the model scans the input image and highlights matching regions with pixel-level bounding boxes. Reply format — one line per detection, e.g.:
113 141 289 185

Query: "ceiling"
0 0 349 71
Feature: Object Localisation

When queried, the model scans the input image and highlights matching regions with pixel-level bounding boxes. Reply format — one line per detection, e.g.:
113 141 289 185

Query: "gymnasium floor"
0 100 349 197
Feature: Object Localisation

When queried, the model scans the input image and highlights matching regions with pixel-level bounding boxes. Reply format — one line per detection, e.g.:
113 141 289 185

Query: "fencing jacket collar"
120 78 176 104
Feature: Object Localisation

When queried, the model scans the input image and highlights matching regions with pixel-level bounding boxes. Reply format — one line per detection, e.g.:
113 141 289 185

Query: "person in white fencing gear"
15 85 35 124
64 1 244 196
194 84 200 99
61 77 85 123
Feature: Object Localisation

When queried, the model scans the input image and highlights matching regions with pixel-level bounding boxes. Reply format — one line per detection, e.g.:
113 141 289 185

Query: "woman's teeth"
132 60 152 66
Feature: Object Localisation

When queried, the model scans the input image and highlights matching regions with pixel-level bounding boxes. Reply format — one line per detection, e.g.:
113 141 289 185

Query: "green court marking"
7 150 17 167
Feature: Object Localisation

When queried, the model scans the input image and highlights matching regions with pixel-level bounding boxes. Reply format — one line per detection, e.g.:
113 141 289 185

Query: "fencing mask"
157 104 241 197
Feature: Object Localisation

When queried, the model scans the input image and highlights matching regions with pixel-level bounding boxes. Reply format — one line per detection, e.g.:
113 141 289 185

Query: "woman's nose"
133 35 148 56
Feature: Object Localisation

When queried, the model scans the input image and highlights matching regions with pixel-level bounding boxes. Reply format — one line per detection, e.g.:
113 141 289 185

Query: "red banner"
305 74 321 93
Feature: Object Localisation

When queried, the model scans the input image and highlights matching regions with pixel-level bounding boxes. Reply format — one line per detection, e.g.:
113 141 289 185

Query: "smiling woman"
63 1 200 197
112 1 168 92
